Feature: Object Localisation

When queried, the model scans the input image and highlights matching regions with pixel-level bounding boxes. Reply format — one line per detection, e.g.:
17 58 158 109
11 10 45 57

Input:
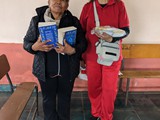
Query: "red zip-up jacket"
80 0 129 62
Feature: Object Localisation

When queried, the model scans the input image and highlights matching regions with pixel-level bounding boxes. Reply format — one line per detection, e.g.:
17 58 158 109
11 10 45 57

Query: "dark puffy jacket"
23 6 87 81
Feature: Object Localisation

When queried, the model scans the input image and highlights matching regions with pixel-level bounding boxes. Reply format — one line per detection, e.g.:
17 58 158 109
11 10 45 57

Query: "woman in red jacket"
80 0 130 120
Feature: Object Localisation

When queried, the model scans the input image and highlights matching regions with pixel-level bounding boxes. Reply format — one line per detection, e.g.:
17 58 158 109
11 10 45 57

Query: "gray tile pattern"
0 92 160 120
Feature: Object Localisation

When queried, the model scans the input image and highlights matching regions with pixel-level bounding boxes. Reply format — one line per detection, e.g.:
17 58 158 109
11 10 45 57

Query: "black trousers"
39 75 74 120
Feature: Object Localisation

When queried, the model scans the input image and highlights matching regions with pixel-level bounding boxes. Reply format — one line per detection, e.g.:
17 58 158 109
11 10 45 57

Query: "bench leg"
6 73 14 93
31 86 39 120
125 78 130 106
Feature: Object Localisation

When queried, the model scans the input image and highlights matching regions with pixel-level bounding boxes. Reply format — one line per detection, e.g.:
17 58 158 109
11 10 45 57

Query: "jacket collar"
95 0 116 7
36 6 48 17
108 0 116 5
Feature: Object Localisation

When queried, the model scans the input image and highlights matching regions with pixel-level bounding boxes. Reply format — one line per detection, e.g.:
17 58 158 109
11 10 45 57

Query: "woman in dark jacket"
23 0 87 120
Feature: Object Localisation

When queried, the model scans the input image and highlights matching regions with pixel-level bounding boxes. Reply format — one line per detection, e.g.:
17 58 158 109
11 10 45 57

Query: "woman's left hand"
95 31 113 42
55 40 76 55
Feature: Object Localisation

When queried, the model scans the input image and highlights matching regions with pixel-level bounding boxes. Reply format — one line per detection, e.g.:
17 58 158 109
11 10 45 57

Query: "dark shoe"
90 115 101 120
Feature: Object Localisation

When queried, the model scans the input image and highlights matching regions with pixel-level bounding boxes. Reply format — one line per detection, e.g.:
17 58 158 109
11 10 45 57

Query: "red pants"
86 60 121 120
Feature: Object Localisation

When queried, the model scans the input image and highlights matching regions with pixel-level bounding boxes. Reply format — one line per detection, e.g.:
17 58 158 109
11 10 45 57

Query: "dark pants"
39 74 74 120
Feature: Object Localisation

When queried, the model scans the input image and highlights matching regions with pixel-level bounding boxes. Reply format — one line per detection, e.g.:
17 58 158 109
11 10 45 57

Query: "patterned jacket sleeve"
23 16 39 54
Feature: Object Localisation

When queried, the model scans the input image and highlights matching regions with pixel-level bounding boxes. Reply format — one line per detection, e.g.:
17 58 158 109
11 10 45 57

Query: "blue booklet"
38 22 58 47
58 26 77 47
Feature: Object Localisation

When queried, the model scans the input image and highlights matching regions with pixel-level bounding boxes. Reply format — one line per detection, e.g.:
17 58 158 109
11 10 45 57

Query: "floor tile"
113 110 140 120
84 110 91 120
148 94 160 109
71 110 84 120
1 91 160 120
71 97 83 111
129 94 158 111
136 110 160 120
0 92 11 107
83 97 91 111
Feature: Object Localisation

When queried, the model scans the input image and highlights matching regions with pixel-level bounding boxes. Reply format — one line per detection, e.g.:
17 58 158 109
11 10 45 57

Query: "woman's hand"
95 31 113 42
55 40 76 55
32 37 53 52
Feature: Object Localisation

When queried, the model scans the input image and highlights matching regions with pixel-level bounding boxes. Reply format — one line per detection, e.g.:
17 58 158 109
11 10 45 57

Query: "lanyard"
93 1 100 27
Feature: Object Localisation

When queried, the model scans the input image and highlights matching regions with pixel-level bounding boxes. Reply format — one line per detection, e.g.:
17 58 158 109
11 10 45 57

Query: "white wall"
0 0 48 43
0 0 160 43
124 0 160 43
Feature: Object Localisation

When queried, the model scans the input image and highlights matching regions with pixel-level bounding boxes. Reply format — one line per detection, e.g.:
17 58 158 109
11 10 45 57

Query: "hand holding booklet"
38 22 77 47
91 26 126 37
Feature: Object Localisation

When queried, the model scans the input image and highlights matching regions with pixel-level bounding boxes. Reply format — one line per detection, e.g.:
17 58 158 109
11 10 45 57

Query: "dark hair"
89 0 120 2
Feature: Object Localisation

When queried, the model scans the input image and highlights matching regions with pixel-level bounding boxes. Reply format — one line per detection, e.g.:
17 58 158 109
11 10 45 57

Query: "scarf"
44 8 60 27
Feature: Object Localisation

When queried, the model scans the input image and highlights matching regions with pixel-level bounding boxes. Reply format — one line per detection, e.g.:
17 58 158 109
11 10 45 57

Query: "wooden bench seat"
0 54 38 120
119 44 160 106
0 82 38 120
120 70 160 78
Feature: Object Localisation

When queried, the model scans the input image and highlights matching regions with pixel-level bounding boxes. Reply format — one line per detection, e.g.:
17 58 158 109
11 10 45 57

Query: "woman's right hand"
95 31 113 43
32 37 53 52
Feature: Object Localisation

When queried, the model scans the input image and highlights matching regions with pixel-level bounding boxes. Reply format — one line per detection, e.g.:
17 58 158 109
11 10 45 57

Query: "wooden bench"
0 54 38 120
119 44 160 106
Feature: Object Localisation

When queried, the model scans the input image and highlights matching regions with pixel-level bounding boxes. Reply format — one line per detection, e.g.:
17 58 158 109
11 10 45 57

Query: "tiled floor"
0 91 160 120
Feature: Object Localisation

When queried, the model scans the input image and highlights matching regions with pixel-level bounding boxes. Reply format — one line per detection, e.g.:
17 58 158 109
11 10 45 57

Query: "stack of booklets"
38 22 77 47
91 26 126 37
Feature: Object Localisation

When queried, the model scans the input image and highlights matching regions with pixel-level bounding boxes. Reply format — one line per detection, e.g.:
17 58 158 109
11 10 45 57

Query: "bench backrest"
0 54 14 92
0 54 10 79
122 44 160 58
